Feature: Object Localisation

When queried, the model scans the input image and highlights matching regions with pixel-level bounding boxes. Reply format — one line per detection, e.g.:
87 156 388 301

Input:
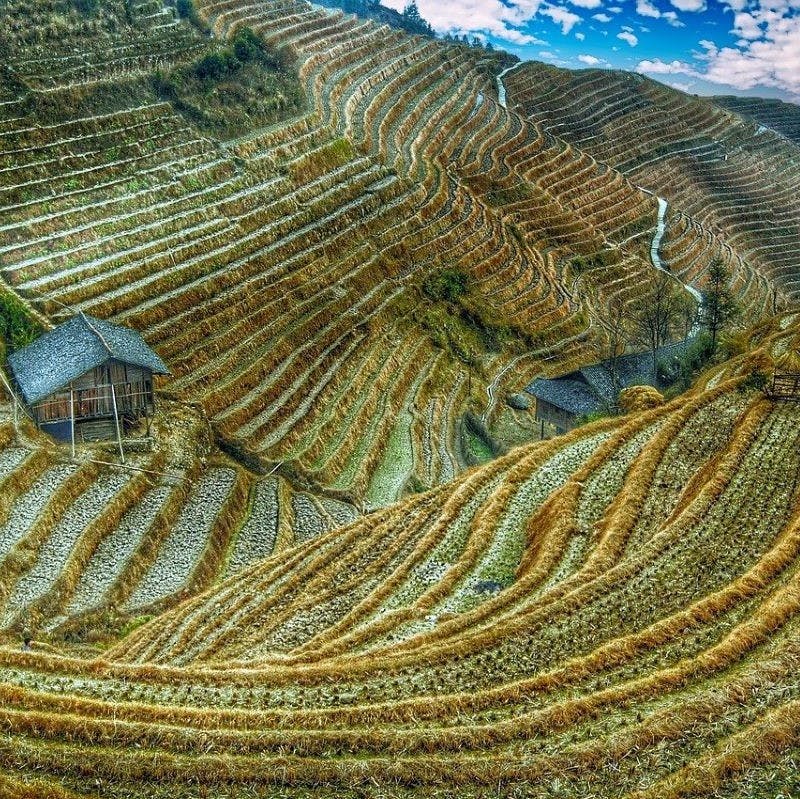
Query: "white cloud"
538 49 571 64
639 49 796 98
381 0 545 44
592 12 612 21
578 53 602 64
636 0 662 19
575 31 586 39
662 10 684 26
670 0 705 10
381 0 590 42
618 30 639 45
637 57 695 74
638 0 800 100
732 11 763 40
607 5 623 11
541 4 583 32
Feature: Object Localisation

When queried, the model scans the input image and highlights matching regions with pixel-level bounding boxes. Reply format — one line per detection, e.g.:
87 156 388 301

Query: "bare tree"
626 271 684 383
592 298 628 410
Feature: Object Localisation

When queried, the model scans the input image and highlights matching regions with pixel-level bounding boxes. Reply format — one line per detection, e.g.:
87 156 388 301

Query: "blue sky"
382 0 800 102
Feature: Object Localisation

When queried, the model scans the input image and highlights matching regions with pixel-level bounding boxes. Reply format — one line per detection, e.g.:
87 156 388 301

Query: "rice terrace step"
0 0 799 795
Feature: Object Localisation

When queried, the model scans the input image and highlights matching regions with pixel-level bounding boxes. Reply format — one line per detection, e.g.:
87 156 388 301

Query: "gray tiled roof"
526 340 691 416
7 313 169 405
527 377 603 416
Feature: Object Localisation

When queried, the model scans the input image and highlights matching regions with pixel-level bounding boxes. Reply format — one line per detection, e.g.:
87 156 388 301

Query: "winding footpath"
647 193 703 303
496 61 524 110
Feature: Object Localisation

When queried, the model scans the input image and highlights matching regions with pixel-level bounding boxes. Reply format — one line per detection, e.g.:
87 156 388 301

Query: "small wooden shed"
526 341 690 435
7 313 169 446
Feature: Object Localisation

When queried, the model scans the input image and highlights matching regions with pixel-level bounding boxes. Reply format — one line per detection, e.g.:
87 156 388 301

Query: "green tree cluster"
70 0 99 14
422 269 469 302
194 27 282 81
0 291 41 356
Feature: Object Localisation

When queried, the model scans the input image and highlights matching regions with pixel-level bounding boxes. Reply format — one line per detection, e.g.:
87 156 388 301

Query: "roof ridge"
79 312 114 358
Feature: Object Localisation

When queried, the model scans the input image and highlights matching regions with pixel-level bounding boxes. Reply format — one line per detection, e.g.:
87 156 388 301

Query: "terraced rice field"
1 315 799 796
504 63 800 311
0 411 359 638
0 0 748 502
2 1 800 795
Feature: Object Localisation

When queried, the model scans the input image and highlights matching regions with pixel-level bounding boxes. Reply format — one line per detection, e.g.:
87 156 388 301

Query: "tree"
700 259 738 351
402 1 423 24
593 299 628 410
627 270 683 383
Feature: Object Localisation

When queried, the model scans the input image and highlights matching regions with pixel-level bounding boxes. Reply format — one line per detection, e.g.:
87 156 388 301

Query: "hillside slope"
1 0 790 517
504 63 800 304
714 94 800 147
1 5 800 790
1 311 799 796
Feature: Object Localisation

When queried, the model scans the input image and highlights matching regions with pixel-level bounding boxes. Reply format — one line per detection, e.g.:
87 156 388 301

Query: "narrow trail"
482 354 527 423
646 193 703 303
496 62 524 110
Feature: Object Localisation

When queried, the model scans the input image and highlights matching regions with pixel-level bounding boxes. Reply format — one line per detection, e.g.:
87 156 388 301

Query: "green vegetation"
568 248 620 275
460 409 503 465
659 332 715 392
175 0 205 28
421 269 469 303
70 0 99 13
701 259 739 350
485 182 534 207
152 27 302 139
0 290 42 356
420 268 539 365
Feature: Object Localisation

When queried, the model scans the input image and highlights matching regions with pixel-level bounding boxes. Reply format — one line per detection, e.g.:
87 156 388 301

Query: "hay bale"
619 385 664 413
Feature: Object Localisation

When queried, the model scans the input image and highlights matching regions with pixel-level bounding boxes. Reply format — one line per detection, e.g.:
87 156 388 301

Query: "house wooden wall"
534 398 578 434
32 358 154 425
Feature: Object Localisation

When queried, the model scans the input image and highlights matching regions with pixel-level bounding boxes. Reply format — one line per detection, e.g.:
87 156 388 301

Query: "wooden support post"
540 419 544 440
109 383 125 464
70 387 76 459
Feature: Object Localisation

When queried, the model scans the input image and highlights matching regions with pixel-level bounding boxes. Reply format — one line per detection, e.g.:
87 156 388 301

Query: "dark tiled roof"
526 340 690 416
527 377 603 416
7 313 169 405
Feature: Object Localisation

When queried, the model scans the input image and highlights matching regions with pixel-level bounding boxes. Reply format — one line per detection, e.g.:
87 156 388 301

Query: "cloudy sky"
381 0 800 102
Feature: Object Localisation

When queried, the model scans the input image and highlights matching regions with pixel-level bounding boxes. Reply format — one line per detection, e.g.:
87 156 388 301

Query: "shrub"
0 290 42 354
741 368 769 392
658 333 714 390
422 269 469 302
233 27 263 63
195 51 240 81
175 0 208 30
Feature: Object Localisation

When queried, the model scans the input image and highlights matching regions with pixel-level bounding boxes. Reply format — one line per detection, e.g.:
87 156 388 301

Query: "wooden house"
526 341 689 434
7 313 169 445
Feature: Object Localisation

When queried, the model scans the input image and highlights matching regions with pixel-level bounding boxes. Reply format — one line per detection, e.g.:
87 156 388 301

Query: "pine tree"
701 259 738 350
402 1 422 24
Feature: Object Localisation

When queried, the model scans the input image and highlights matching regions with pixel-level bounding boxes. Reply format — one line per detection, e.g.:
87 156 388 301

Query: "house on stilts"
6 313 169 449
